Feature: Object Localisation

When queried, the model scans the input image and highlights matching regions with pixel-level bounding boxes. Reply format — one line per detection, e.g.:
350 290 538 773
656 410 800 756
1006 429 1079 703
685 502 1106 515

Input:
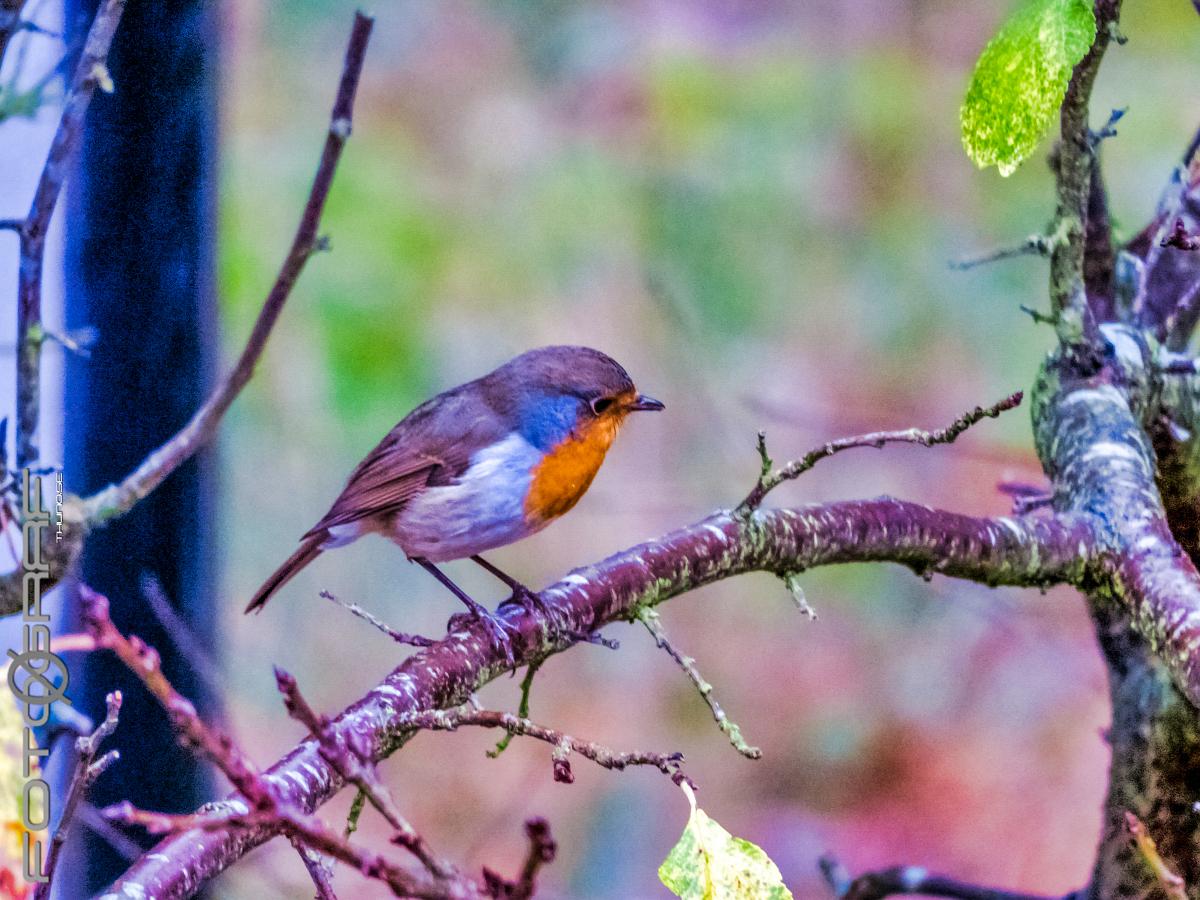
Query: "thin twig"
319 590 434 647
1125 812 1188 900
740 391 1023 511
141 572 224 700
35 690 121 898
488 818 556 900
81 11 374 523
100 801 267 835
15 0 125 468
819 855 1075 900
949 234 1050 270
1088 106 1125 147
291 836 339 900
395 704 691 785
636 607 760 761
76 802 145 862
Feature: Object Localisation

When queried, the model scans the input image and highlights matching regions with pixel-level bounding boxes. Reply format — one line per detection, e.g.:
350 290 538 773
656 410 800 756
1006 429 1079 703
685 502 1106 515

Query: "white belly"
390 433 546 561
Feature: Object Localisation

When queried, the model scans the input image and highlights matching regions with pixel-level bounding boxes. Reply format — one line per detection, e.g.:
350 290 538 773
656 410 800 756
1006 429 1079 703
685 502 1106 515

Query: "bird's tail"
244 533 325 614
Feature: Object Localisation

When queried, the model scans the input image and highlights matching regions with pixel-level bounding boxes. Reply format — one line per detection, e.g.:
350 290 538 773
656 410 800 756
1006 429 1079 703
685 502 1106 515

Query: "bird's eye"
590 396 614 416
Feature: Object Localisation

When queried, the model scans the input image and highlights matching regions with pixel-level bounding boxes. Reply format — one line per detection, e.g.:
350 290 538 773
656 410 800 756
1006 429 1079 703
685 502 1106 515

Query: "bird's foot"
496 592 614 648
447 607 518 667
576 630 620 650
498 582 549 614
497 587 618 649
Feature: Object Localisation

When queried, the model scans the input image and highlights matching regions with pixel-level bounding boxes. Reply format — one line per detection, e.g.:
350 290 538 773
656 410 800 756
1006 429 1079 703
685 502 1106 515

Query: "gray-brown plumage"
245 346 663 616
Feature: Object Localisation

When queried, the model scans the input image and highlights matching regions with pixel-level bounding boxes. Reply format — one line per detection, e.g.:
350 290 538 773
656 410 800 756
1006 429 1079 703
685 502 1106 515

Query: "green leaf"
659 783 793 900
960 0 1096 176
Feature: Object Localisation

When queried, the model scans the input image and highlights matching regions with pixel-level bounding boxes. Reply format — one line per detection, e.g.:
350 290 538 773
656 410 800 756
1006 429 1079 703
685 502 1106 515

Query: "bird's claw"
575 629 619 650
498 583 548 614
447 608 518 667
496 590 616 650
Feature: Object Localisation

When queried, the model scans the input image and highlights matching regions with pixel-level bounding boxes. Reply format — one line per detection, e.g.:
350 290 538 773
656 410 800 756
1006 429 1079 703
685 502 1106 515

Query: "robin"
244 345 664 649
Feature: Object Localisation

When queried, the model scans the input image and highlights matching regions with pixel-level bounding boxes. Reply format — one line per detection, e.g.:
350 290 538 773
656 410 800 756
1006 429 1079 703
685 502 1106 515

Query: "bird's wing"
305 450 443 535
304 386 504 536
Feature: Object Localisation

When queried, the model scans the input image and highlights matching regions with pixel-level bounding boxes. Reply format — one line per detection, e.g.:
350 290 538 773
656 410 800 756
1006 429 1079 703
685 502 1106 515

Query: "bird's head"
490 345 664 451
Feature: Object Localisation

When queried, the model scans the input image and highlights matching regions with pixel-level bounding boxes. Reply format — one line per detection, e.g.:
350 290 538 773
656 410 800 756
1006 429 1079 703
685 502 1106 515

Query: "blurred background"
7 0 1200 896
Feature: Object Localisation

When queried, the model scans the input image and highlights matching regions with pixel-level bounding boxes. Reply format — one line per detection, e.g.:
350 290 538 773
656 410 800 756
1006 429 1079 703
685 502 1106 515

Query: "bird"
244 345 664 647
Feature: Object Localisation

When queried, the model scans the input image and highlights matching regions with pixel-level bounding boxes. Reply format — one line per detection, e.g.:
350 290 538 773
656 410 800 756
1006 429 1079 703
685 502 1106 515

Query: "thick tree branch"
275 667 461 882
1126 130 1200 344
14 0 125 468
1034 324 1200 707
1047 0 1121 354
106 499 1096 897
819 854 1076 900
79 11 373 525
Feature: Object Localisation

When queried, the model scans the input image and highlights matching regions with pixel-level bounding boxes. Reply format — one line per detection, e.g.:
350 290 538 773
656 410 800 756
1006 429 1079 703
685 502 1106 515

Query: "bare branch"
108 497 1096 896
819 854 1076 900
79 587 270 807
1036 324 1200 707
291 837 338 900
15 0 125 468
949 234 1049 270
319 589 434 647
486 818 556 900
394 706 689 785
36 690 122 897
0 494 84 616
275 667 459 881
637 607 759 760
102 802 459 900
740 391 1023 511
84 587 479 899
80 11 374 524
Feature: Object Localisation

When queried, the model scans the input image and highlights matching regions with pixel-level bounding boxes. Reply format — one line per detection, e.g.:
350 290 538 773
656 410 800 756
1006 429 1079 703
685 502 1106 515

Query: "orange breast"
524 415 621 524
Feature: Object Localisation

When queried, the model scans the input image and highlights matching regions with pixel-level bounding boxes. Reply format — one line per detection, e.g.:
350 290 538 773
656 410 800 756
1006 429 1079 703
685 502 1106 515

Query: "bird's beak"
630 393 665 412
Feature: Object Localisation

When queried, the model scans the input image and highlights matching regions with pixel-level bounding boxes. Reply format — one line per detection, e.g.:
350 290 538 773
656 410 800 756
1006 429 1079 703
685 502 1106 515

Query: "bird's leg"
415 558 516 665
470 555 547 612
471 555 618 651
